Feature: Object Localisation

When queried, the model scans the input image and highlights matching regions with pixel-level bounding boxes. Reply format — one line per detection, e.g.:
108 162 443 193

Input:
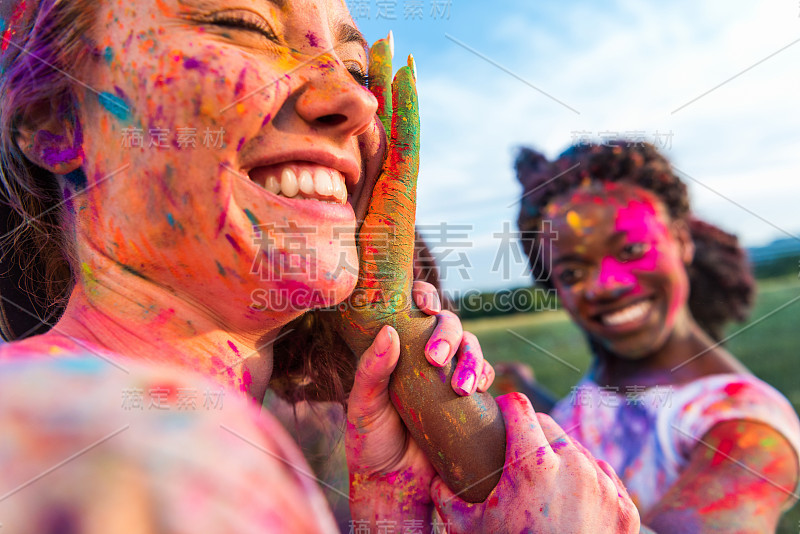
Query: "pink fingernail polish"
430 292 442 313
457 370 476 395
427 340 449 366
478 374 488 390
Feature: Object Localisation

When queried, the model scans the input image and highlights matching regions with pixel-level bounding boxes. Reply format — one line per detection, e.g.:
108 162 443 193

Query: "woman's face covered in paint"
70 0 378 326
541 182 693 359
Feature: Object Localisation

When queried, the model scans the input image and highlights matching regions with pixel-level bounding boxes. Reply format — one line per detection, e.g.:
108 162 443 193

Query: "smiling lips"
249 163 348 205
599 299 653 328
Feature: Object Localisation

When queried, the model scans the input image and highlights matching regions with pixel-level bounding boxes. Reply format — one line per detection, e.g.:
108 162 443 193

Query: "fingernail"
407 54 417 79
376 326 394 356
456 370 476 395
429 292 442 313
427 340 450 366
387 30 395 59
478 373 488 391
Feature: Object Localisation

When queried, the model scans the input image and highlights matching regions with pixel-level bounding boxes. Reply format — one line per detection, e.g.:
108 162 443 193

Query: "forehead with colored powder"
545 182 670 228
543 182 674 259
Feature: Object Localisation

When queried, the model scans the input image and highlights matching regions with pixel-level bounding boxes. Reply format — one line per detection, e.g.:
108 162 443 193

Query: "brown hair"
515 142 755 342
0 0 98 326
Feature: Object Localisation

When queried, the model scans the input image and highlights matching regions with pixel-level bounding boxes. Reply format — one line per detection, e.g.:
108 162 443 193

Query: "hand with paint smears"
431 393 641 533
346 282 495 527
334 33 422 347
334 33 507 507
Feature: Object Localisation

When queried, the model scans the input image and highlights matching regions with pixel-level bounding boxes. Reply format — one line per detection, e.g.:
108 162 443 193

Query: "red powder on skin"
152 308 176 327
724 383 745 396
216 210 227 236
234 68 247 97
240 367 253 392
1 0 27 52
710 439 734 467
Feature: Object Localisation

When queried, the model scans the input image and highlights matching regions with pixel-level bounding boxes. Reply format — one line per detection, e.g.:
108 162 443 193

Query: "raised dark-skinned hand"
330 34 506 506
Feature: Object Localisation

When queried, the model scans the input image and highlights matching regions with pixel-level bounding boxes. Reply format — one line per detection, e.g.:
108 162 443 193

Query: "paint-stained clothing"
0 355 339 533
551 373 800 514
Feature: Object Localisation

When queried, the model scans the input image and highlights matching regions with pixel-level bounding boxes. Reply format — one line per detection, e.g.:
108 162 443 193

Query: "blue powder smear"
98 91 130 121
64 168 88 190
103 46 114 64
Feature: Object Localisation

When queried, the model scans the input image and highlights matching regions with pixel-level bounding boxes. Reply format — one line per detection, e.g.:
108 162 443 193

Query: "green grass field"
465 276 800 532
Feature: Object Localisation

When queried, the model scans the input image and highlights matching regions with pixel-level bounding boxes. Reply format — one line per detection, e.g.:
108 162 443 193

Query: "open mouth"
596 298 653 328
248 163 348 205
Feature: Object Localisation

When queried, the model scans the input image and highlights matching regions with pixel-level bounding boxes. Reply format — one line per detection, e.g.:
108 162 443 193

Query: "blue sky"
354 0 800 293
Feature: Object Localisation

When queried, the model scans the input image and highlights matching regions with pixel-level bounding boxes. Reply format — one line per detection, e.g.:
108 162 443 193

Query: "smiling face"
64 0 378 329
542 182 693 359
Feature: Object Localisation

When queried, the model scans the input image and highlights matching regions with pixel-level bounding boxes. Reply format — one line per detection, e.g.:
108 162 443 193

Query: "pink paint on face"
596 256 638 289
614 198 688 333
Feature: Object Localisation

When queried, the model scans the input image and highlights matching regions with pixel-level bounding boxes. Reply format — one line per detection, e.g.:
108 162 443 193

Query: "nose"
294 58 377 139
585 257 636 302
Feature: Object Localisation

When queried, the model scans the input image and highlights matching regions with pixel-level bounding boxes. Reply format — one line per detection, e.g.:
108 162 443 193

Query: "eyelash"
205 11 279 42
347 64 369 87
204 12 368 87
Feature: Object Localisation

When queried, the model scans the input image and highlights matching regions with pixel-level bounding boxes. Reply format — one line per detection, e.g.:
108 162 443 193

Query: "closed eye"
200 10 279 42
345 62 369 87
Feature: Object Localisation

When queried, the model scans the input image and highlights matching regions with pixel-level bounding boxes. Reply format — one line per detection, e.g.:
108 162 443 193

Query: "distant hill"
746 235 800 279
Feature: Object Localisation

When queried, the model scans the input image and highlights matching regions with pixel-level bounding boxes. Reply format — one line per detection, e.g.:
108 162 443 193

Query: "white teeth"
332 172 345 202
251 165 347 204
280 168 299 197
298 170 315 195
265 175 280 194
602 301 651 327
314 168 333 196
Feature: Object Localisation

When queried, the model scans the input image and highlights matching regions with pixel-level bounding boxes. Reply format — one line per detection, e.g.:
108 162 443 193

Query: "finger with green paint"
333 35 507 506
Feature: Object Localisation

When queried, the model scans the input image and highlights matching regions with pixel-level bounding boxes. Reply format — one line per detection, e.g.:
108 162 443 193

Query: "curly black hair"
515 142 755 342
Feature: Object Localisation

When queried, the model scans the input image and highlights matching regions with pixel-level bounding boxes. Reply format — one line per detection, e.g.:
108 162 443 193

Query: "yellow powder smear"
566 210 584 235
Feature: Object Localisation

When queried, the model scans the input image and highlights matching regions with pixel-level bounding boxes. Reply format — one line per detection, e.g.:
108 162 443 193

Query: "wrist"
349 469 433 525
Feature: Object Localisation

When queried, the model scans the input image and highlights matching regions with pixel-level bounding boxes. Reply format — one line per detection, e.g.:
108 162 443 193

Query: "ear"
14 102 84 176
671 219 695 266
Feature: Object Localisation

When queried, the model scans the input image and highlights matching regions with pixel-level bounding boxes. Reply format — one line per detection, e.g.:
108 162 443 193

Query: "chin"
602 330 670 360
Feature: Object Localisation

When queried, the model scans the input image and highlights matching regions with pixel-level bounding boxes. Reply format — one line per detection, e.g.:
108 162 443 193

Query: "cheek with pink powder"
614 197 689 323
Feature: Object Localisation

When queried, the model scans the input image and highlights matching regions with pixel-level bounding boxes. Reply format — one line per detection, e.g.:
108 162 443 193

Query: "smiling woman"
1 0 381 396
514 142 800 532
0 0 644 532
0 0 508 528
